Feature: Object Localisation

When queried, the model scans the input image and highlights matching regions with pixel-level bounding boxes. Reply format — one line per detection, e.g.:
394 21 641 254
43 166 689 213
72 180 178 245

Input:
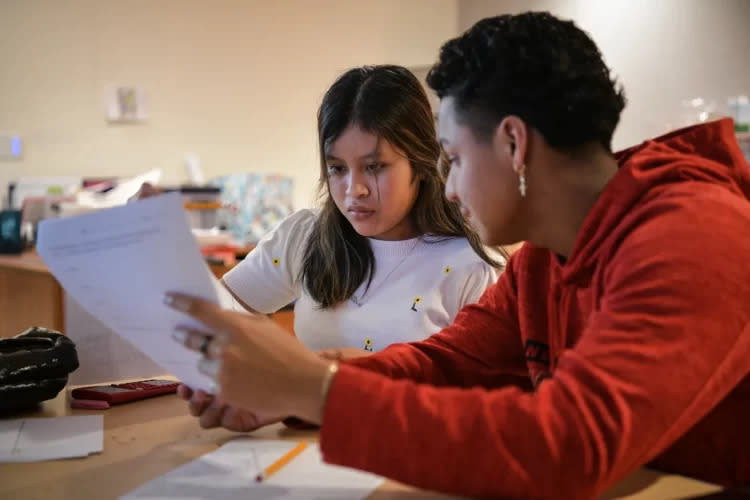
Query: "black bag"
0 327 79 412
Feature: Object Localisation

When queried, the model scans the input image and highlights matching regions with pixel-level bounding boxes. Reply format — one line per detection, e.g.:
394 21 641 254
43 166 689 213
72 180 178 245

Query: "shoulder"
251 208 319 252
584 183 750 313
235 208 320 274
617 183 750 259
265 208 318 239
418 235 502 281
422 235 502 263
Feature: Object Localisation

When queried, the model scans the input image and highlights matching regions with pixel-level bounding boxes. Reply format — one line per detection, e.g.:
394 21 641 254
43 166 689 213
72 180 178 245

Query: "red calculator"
71 379 180 405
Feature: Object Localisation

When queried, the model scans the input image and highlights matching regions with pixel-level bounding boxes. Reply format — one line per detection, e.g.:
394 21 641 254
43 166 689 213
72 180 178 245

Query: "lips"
347 206 375 215
346 206 376 221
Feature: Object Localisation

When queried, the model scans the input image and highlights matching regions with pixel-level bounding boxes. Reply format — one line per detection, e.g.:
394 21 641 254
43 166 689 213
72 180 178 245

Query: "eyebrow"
325 147 382 162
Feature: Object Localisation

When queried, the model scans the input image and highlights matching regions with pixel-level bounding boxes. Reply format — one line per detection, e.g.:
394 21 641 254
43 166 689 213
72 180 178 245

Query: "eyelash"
326 163 385 176
327 165 346 176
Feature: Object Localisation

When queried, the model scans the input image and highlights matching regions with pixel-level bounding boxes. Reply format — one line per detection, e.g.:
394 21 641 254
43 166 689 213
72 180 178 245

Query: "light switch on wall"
0 135 22 160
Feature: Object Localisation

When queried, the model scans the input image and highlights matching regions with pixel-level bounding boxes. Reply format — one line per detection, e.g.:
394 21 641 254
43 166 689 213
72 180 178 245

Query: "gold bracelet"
320 362 340 401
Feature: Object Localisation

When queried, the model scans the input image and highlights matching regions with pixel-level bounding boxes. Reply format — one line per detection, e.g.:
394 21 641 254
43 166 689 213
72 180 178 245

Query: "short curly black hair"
427 11 626 151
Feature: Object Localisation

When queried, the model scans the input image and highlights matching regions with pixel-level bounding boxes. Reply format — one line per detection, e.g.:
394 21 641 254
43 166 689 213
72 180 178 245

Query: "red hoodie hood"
561 118 750 285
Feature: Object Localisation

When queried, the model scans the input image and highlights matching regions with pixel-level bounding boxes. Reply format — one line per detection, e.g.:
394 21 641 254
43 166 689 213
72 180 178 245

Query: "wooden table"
0 390 723 500
0 251 64 338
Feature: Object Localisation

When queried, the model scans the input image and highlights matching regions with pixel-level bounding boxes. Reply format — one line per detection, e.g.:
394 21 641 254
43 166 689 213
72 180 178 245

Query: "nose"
346 170 369 198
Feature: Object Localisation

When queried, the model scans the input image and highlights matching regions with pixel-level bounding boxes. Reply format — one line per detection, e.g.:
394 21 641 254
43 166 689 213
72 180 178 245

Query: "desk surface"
0 250 49 274
0 390 723 500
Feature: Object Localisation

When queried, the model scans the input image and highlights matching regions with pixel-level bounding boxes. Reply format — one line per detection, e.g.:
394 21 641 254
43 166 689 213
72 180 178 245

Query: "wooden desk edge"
0 250 51 274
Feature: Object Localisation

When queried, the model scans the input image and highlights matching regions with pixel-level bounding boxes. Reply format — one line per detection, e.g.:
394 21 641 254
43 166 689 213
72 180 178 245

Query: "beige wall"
0 0 458 209
6 1 747 210
458 0 750 150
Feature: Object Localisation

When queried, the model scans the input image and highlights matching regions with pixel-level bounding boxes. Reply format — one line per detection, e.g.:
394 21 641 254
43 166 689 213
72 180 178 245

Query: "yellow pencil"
255 441 308 482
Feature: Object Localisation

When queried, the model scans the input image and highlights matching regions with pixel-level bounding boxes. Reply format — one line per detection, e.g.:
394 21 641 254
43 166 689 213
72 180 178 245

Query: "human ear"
493 116 528 173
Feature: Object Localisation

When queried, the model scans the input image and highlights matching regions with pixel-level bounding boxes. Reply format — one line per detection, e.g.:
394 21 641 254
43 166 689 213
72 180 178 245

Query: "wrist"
319 361 339 403
295 360 338 424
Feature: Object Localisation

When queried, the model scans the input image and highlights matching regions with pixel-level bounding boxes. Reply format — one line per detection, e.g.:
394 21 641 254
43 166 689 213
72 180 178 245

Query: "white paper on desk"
121 439 384 499
37 192 231 391
0 415 103 462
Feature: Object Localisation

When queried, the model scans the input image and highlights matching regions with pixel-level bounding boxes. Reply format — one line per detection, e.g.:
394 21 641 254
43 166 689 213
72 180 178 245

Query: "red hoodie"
318 119 750 499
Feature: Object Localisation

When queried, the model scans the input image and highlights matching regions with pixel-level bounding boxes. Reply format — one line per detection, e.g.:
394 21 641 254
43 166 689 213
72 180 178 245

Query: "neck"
526 146 619 258
369 217 419 241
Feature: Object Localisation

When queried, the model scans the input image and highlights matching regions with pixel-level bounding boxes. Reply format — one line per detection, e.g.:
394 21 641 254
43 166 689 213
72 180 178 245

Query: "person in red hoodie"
165 11 750 499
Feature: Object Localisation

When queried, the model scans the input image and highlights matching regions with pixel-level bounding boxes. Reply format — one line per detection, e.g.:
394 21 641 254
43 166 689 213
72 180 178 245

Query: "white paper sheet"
73 168 162 209
121 439 384 499
37 192 224 391
0 415 103 462
65 292 167 385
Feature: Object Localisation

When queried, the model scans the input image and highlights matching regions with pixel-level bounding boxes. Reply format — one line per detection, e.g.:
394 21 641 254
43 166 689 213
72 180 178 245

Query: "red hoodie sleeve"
319 196 750 499
343 259 529 389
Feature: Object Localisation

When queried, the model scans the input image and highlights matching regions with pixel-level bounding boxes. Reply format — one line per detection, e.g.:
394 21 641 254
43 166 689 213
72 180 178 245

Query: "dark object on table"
0 327 79 412
0 209 23 254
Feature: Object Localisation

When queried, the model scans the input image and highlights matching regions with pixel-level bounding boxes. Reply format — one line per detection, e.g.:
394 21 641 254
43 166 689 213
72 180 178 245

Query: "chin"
475 226 496 245
348 221 378 238
481 234 504 246
350 226 372 237
477 225 512 247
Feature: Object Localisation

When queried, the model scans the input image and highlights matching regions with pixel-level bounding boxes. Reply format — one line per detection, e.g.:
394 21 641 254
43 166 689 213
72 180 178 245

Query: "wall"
0 0 458 209
458 0 750 150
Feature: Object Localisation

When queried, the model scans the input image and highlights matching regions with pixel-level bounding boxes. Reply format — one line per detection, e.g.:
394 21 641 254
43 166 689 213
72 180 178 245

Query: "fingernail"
171 330 187 343
164 293 190 312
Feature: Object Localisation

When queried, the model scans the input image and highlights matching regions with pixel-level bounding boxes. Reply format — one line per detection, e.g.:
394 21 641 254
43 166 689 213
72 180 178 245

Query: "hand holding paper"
37 192 227 391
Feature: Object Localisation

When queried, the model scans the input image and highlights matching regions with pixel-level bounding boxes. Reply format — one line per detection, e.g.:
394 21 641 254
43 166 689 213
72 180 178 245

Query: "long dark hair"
301 65 503 309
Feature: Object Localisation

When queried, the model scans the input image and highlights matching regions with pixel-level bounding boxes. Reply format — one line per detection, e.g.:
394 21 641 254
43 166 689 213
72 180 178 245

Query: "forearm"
320 336 748 500
319 365 595 499
346 332 529 389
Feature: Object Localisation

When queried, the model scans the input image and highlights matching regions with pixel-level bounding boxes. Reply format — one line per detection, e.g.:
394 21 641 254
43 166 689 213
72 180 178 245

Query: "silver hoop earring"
519 171 527 197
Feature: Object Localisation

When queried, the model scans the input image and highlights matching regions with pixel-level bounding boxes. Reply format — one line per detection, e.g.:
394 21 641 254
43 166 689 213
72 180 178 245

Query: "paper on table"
0 415 103 462
121 439 384 499
37 192 228 391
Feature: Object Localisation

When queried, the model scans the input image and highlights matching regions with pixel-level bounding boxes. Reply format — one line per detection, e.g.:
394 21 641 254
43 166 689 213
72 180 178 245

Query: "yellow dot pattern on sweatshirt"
443 266 452 274
413 296 422 304
272 258 280 266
